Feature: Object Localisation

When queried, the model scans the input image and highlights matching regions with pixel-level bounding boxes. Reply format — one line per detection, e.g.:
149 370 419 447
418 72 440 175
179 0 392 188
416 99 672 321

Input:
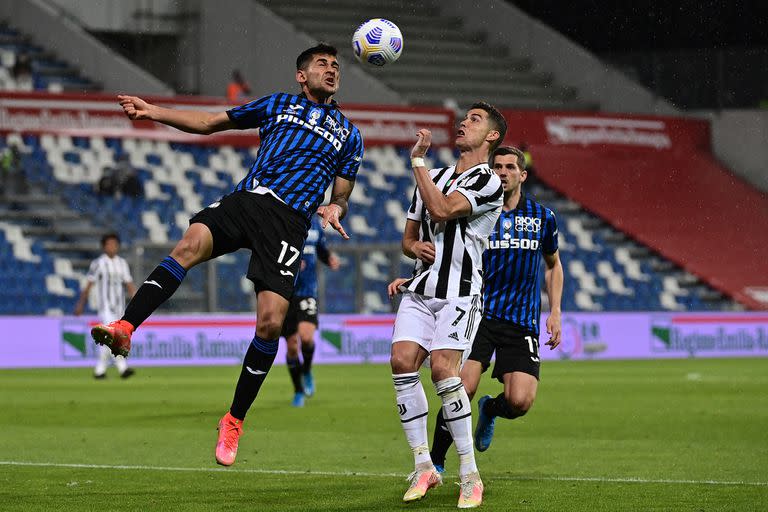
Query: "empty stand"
0 131 740 315
0 22 99 93
261 0 590 110
534 144 768 310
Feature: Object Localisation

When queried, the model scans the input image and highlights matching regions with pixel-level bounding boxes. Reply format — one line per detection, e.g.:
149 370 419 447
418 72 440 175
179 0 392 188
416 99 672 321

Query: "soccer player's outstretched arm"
410 129 472 222
118 95 236 134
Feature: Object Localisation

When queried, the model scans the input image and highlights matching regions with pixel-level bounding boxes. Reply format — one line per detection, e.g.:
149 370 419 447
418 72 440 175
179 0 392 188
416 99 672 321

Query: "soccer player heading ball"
92 43 363 466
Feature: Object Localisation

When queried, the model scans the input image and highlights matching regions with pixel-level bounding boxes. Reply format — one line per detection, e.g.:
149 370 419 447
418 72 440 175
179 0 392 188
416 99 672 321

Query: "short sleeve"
226 94 274 130
406 186 423 222
542 210 559 255
86 260 99 283
455 171 503 215
336 129 364 181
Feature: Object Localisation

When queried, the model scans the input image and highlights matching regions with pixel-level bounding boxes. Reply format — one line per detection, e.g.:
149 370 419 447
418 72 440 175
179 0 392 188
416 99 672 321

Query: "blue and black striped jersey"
294 216 330 298
482 194 558 334
227 92 364 219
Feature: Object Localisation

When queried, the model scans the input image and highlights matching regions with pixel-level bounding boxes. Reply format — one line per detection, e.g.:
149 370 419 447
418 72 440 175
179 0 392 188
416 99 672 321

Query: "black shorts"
189 191 308 300
280 295 319 338
468 317 541 380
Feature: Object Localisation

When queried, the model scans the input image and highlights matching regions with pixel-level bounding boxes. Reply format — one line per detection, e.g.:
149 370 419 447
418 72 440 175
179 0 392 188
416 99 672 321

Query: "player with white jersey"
388 102 506 509
75 233 137 379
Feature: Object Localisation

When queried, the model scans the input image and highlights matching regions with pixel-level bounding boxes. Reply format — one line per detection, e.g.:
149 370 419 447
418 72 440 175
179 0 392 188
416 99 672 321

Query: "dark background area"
509 0 768 109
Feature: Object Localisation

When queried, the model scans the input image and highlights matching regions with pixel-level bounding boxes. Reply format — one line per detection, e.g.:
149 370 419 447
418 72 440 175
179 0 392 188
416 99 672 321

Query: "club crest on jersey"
502 218 513 239
308 107 324 126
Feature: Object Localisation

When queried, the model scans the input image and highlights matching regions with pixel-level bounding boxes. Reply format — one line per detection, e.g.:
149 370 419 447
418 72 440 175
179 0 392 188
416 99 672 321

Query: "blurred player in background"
282 215 340 407
429 146 563 472
74 233 136 379
90 43 363 467
388 102 506 508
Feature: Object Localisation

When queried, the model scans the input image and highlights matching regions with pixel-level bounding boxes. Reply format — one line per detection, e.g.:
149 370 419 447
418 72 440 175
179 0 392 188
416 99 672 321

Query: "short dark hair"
296 43 338 70
101 232 120 247
490 146 526 170
469 101 507 152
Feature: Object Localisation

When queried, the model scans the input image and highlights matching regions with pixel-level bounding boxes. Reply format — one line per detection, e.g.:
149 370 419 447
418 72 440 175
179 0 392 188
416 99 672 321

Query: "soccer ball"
352 18 403 66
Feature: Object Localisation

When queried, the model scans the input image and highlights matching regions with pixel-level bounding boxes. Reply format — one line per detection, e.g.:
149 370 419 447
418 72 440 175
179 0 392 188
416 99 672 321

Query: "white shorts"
392 291 482 353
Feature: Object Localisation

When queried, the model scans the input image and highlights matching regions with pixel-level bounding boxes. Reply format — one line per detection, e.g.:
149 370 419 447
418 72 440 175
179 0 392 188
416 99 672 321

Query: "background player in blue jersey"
428 145 564 471
90 43 363 467
281 215 340 407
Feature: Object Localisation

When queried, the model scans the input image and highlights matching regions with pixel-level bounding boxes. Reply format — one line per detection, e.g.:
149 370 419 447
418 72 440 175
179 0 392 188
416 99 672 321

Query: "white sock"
114 355 128 374
435 377 477 477
392 372 432 468
94 345 111 375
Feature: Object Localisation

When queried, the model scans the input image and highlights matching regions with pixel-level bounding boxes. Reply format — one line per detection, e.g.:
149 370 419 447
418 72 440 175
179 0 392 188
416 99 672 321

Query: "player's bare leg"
91 224 213 356
476 372 538 452
217 290 289 466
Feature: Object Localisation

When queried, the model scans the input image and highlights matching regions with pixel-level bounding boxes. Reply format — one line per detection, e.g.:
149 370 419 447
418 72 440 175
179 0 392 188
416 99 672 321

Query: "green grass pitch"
1 358 767 511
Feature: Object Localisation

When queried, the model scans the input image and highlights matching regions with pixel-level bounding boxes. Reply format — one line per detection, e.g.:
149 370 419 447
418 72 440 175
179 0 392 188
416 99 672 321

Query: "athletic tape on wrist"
411 157 426 168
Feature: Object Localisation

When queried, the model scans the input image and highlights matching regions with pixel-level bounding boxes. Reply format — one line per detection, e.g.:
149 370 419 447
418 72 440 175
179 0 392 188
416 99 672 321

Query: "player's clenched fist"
118 95 153 121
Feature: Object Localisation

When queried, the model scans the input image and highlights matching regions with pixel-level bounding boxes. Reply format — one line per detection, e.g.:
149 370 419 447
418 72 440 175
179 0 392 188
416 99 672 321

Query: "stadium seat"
0 130 737 314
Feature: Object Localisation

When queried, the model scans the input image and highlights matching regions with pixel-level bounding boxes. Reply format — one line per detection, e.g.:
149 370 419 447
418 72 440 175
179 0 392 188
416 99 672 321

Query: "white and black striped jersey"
86 254 133 315
402 164 503 299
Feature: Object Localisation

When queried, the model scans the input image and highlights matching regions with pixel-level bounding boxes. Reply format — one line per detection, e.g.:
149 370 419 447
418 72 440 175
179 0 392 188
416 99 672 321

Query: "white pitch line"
1 461 766 487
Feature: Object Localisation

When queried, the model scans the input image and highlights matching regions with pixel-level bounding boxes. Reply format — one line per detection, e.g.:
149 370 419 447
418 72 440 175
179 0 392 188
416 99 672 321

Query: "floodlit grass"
1 359 767 511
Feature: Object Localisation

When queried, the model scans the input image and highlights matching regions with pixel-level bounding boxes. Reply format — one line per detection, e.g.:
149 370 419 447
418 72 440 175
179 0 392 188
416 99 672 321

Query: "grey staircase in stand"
261 0 593 110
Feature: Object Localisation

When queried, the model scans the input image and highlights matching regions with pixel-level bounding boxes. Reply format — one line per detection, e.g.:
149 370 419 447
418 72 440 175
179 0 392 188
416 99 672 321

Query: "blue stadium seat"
1 132 731 314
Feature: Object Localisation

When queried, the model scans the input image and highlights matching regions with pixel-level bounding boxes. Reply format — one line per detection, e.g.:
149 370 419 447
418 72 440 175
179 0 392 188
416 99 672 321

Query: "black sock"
286 356 304 394
484 392 526 420
301 342 315 375
229 336 278 420
122 256 186 328
430 408 454 467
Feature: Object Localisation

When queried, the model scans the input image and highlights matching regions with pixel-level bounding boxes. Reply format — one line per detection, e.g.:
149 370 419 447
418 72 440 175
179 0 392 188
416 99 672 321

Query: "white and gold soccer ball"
351 18 403 66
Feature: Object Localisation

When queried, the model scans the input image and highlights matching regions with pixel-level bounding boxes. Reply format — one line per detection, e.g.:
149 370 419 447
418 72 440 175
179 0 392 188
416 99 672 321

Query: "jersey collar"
298 92 338 108
504 191 527 213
